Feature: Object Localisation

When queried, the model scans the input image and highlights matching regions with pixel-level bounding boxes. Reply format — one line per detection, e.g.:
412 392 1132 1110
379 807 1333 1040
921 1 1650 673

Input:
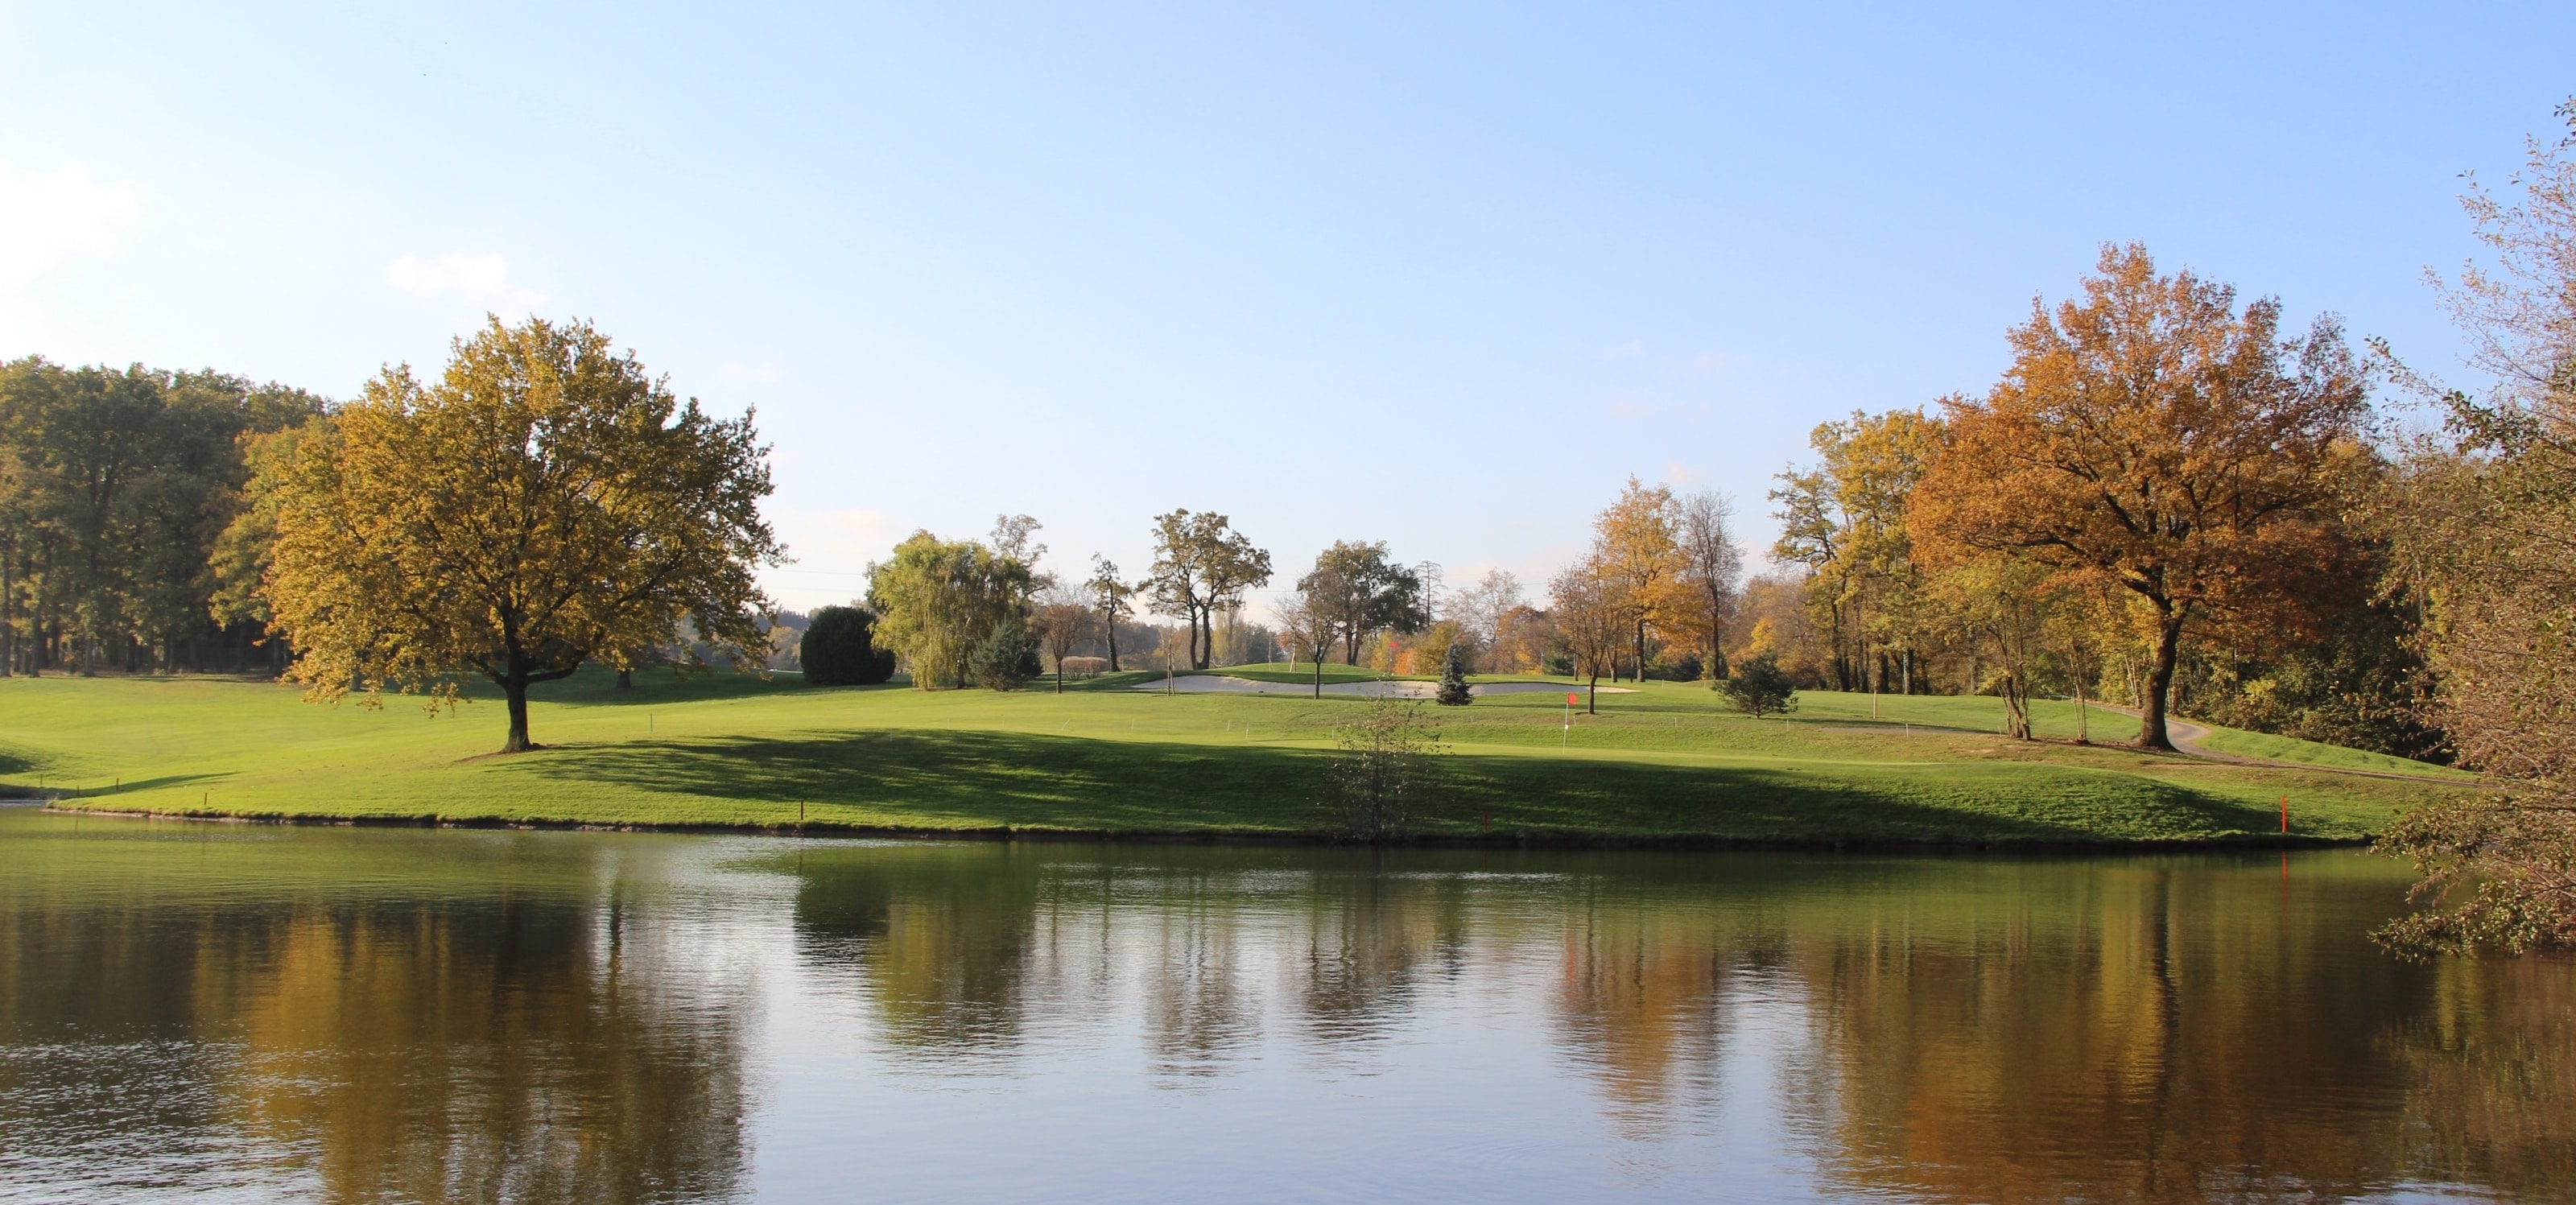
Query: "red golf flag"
1567 692 1578 706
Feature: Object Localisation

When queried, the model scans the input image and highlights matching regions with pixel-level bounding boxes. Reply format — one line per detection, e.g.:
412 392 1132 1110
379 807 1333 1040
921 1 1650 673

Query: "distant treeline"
0 358 324 676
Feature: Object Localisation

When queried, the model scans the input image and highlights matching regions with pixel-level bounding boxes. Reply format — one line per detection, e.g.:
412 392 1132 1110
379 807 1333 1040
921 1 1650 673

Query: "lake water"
0 809 2568 1203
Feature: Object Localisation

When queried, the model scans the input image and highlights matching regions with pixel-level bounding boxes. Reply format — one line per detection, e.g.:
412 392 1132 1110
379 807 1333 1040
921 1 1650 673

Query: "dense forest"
0 359 323 676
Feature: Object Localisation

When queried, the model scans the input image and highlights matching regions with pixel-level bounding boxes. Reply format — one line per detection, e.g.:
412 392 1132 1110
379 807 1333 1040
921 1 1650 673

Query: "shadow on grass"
513 728 2293 844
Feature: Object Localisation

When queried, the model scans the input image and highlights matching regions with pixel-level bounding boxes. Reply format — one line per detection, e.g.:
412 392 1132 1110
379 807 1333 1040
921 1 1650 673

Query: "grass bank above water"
2 666 2471 847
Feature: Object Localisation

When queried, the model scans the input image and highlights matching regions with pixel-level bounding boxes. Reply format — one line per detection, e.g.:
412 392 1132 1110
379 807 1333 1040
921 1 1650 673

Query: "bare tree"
1549 559 1626 714
1674 491 1744 683
1030 578 1093 693
1273 589 1340 698
1447 569 1525 666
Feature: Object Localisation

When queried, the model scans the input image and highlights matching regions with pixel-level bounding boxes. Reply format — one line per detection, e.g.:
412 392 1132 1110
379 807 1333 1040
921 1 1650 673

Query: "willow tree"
1910 245 2371 751
260 317 782 753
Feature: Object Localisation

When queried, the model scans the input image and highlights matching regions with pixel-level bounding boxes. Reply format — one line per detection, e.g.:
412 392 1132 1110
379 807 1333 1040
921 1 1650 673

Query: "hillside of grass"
0 666 2470 846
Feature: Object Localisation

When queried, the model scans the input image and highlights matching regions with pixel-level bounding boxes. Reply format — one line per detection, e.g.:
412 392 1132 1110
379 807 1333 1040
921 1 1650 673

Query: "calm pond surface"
1 809 2570 1203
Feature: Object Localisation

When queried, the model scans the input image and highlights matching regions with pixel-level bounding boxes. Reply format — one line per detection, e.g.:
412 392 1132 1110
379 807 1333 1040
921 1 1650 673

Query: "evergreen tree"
1719 652 1799 718
968 617 1039 691
1434 642 1474 706
802 605 895 687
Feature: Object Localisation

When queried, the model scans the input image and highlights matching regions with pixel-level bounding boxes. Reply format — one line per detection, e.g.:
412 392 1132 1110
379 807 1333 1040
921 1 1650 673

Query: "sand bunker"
1130 675 1635 699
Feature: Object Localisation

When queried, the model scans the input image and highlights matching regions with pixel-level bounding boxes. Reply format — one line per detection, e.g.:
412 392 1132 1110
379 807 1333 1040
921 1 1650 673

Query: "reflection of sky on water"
2 817 2570 1203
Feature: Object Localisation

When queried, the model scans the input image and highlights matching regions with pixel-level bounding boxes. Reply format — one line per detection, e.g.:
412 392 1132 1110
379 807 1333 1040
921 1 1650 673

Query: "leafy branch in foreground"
2374 99 2576 957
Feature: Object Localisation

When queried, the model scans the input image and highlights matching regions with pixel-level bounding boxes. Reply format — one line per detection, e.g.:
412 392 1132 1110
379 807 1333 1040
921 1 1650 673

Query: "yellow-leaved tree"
259 317 784 752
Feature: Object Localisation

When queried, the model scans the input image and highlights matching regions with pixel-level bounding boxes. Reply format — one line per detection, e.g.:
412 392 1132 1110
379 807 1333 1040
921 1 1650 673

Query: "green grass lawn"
0 665 2471 846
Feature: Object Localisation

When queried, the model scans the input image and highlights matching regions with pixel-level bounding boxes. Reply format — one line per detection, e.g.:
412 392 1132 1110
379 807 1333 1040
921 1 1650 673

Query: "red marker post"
1563 692 1576 749
2281 794 2289 835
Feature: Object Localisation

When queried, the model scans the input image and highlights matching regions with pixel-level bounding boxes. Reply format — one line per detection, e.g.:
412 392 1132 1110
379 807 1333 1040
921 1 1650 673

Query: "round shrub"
803 605 896 686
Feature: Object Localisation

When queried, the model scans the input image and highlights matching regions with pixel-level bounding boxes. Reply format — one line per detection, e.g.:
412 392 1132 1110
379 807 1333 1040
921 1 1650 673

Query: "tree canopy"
0 358 320 676
1909 244 2372 750
1146 510 1270 671
258 316 782 752
1298 539 1429 666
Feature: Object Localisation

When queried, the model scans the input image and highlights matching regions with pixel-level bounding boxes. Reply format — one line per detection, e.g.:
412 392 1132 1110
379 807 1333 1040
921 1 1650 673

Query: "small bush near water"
1327 698 1443 838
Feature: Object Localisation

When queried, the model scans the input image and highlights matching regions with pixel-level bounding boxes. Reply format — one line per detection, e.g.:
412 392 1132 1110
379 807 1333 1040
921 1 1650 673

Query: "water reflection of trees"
1780 861 2568 1204
2390 955 2576 1196
0 877 751 1204
774 844 2576 1202
1293 860 1468 1047
791 844 1047 1059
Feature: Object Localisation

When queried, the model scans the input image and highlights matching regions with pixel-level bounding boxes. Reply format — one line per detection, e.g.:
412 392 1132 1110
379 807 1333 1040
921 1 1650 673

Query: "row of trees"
0 360 323 676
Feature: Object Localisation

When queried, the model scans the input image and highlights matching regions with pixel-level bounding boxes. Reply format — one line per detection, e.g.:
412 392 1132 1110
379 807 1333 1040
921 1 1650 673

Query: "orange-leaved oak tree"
1909 244 2372 751
259 316 783 753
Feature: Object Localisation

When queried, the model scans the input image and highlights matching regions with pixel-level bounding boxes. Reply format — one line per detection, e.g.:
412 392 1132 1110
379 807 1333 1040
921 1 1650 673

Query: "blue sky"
2 2 2568 611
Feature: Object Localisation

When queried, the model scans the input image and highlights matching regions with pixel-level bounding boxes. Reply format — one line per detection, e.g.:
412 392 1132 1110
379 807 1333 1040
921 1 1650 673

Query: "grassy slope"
0 666 2469 845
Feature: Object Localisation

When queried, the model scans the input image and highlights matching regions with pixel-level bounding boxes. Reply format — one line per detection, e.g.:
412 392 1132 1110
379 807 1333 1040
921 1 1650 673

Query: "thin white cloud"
722 363 781 382
1603 339 1645 361
758 507 902 609
1664 460 1703 485
383 250 543 309
0 160 140 286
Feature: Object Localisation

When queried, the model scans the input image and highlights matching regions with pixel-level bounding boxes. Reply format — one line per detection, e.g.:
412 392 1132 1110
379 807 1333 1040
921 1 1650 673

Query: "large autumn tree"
1590 477 1678 683
260 317 783 753
1910 245 2372 750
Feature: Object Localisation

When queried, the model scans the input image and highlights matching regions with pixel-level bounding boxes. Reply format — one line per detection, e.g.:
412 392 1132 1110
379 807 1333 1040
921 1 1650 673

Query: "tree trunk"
1105 616 1121 672
2074 650 2090 744
615 668 633 691
502 677 536 753
2136 606 2184 752
1313 656 1323 699
1634 621 1647 686
1587 671 1599 715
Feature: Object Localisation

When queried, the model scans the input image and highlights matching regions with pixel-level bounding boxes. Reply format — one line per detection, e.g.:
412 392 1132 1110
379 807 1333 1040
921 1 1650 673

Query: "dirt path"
2112 709 2472 786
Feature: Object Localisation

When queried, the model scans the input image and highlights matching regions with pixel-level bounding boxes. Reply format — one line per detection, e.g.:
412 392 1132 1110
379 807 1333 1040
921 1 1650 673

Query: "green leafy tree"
1146 510 1271 670
258 317 782 753
1298 539 1429 665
